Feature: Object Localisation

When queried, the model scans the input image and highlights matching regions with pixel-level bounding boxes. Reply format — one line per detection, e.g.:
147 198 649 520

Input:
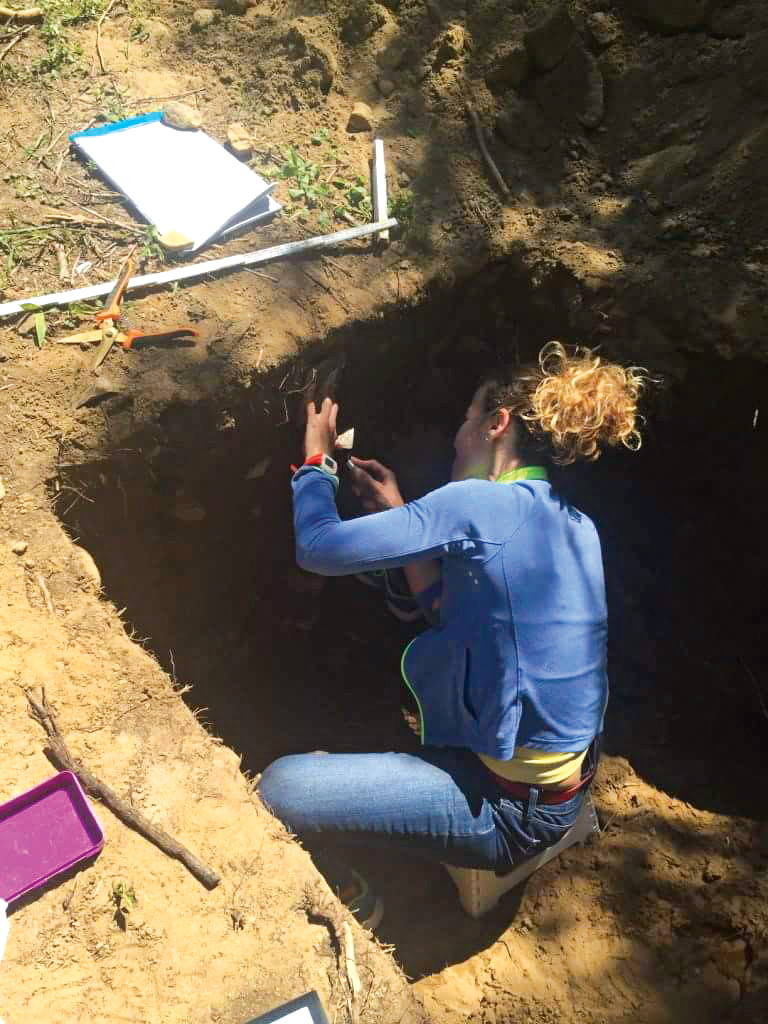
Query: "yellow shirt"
479 747 587 786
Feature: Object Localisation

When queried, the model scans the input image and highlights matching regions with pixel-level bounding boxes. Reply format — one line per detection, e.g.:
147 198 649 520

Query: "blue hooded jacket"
292 465 608 758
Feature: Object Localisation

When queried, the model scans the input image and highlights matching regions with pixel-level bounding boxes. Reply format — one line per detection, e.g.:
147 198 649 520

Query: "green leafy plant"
37 0 107 74
139 225 164 264
278 146 329 208
277 143 372 224
95 84 129 123
111 878 137 928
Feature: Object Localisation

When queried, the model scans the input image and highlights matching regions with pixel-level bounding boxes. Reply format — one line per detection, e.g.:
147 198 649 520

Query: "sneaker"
339 869 384 931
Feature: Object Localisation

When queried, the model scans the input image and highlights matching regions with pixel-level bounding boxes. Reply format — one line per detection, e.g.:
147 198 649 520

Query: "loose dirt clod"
11 540 27 555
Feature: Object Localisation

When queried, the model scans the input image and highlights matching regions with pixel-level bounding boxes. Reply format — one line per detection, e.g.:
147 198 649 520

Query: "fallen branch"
95 0 119 74
0 5 41 19
0 24 30 61
25 688 221 890
466 102 510 200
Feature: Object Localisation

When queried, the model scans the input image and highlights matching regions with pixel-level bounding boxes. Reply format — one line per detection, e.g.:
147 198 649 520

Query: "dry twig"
25 687 221 890
466 102 510 199
96 0 119 74
0 24 30 61
36 573 56 616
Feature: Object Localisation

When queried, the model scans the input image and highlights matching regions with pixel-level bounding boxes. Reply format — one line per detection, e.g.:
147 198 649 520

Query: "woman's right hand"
348 457 405 513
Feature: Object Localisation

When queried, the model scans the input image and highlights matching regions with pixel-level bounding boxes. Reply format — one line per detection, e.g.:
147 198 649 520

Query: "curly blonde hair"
483 342 649 465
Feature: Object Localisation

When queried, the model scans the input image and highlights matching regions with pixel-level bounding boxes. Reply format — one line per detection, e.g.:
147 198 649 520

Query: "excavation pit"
54 275 768 977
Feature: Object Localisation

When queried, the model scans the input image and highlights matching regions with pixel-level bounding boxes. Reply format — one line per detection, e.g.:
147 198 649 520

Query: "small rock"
227 122 253 158
377 77 396 97
217 0 248 12
645 194 662 214
638 0 709 31
24 558 35 570
219 71 234 84
524 2 576 71
347 102 374 133
163 101 203 131
158 230 194 252
485 43 530 93
586 11 622 49
191 7 217 30
11 541 27 555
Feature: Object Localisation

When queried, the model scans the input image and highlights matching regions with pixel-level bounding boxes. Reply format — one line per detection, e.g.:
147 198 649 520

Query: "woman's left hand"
304 397 338 458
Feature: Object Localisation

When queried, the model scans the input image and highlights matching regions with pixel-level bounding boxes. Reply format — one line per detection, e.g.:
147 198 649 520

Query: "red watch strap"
304 453 325 466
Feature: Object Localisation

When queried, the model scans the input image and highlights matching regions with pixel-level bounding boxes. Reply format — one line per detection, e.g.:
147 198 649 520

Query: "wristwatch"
299 452 338 475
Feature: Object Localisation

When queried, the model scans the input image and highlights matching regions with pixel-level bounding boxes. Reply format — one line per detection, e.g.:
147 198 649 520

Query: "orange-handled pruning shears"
56 246 198 372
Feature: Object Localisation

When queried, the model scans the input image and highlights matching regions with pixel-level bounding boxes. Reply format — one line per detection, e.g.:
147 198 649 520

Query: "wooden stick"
95 0 119 74
466 102 510 199
26 688 221 890
0 24 30 61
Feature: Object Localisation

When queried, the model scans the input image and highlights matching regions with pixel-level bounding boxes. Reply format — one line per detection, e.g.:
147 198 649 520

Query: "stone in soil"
347 102 374 132
377 77 396 97
11 541 27 555
163 101 203 130
227 122 253 158
191 8 217 30
524 2 576 71
485 43 530 93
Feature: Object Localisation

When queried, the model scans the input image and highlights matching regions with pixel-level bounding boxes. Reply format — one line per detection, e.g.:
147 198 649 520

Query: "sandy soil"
1 1 768 1022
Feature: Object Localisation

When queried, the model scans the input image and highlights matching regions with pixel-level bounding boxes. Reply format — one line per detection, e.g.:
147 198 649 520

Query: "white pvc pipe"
0 218 398 319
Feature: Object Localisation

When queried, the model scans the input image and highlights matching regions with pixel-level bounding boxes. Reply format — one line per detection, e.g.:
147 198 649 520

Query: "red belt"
487 769 594 805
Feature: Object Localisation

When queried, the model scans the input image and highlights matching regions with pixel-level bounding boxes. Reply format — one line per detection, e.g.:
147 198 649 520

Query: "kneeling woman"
260 343 647 882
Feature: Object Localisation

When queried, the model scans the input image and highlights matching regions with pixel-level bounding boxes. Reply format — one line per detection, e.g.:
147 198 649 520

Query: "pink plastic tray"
0 771 104 903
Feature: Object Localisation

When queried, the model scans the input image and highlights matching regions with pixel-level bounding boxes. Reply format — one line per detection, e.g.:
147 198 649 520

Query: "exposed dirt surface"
1 1 768 1023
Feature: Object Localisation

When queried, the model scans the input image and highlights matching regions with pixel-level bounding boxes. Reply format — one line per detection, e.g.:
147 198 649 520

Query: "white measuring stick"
372 139 390 245
0 218 398 319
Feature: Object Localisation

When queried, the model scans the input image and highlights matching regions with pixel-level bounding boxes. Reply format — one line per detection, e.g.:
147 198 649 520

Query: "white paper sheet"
71 114 280 251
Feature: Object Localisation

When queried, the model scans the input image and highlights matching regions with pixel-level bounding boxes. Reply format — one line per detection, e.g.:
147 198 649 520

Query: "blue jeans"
259 746 587 871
